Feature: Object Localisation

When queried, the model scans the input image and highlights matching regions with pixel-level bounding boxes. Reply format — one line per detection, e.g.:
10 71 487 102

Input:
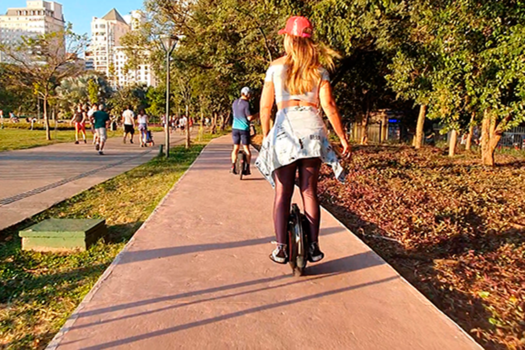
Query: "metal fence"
347 122 400 143
499 127 525 149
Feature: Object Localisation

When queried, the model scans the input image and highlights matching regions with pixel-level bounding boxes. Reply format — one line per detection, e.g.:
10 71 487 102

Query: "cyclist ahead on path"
93 104 110 155
256 16 350 264
231 87 258 175
122 106 135 144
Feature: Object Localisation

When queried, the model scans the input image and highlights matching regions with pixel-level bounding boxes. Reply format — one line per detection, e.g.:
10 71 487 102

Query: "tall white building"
90 9 130 78
89 9 156 88
113 46 156 87
0 1 65 62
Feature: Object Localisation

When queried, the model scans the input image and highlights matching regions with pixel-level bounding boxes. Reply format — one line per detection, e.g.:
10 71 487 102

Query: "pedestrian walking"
179 115 187 133
70 104 87 144
88 104 99 144
122 105 135 144
256 16 350 264
137 109 149 147
0 109 4 129
92 104 110 155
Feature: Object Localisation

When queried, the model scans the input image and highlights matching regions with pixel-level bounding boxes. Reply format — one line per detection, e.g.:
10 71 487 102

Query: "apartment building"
90 9 130 78
113 46 156 87
0 0 65 62
89 9 156 88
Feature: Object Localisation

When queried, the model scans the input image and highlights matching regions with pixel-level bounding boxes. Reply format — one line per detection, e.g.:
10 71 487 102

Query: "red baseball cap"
278 16 313 38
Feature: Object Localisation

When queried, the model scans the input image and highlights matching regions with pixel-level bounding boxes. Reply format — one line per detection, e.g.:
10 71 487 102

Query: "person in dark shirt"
93 104 110 155
231 87 258 175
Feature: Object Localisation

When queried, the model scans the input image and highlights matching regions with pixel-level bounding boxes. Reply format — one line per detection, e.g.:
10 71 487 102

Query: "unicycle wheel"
235 151 244 180
288 204 307 276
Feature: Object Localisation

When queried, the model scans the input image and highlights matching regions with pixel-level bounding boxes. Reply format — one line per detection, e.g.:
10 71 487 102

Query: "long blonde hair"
283 34 339 95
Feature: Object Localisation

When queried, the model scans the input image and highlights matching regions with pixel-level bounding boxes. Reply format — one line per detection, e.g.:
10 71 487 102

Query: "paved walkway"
0 132 188 231
48 136 481 350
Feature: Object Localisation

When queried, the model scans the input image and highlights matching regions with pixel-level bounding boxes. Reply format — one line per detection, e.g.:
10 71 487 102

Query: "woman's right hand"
341 138 351 158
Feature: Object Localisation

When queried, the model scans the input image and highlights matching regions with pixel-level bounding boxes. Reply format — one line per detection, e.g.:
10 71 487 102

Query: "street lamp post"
159 34 179 157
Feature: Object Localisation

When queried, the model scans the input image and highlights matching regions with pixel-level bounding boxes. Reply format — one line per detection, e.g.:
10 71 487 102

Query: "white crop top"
264 64 330 104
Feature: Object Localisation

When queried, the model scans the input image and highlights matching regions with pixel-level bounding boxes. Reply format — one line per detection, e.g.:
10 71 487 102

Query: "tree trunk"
360 112 369 145
43 95 51 140
221 111 230 131
211 113 217 134
465 126 474 151
199 104 204 142
185 104 190 149
414 104 427 149
480 110 501 166
381 112 388 142
449 129 458 157
465 112 475 151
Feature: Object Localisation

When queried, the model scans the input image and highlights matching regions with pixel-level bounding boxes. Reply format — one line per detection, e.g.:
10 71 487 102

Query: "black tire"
288 204 306 275
235 152 243 180
294 266 304 276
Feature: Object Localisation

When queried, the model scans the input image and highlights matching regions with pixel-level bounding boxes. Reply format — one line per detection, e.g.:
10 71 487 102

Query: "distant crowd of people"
161 114 194 133
67 103 156 155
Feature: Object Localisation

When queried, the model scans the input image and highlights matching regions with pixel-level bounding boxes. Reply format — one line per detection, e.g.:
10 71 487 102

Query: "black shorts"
232 129 250 145
124 124 135 134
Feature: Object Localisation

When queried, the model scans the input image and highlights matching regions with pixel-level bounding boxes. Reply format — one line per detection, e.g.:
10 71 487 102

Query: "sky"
1 0 146 37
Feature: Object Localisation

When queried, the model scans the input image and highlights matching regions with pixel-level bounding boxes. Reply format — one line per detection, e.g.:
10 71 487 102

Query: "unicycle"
235 150 247 180
288 204 309 276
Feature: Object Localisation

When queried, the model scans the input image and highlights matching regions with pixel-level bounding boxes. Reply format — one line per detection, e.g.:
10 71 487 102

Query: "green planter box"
19 219 107 252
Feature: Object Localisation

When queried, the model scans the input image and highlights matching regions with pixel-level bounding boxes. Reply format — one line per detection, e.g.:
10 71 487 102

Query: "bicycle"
234 150 247 180
288 203 309 276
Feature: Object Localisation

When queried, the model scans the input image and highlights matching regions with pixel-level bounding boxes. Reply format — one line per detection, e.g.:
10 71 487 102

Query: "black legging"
273 158 322 245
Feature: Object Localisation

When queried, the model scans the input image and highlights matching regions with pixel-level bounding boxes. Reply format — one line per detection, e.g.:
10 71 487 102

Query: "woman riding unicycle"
256 16 350 267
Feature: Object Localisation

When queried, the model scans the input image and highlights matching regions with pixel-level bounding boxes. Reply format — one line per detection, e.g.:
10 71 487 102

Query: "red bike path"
47 136 482 350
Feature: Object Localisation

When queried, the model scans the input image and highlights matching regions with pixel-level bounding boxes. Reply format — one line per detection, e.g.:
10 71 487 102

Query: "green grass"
0 128 121 152
0 132 224 349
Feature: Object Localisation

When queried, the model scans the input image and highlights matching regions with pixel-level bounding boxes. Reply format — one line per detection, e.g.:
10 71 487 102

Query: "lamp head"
160 34 179 54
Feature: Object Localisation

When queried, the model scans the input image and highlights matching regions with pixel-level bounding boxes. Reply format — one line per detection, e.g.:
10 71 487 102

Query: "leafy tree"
0 64 35 117
56 73 112 115
107 84 148 117
0 25 88 139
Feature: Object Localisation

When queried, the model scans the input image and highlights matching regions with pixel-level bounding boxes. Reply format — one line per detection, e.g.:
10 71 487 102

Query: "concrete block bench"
19 218 107 252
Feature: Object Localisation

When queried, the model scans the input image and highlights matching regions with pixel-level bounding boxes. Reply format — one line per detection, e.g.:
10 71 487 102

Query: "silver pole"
165 51 170 157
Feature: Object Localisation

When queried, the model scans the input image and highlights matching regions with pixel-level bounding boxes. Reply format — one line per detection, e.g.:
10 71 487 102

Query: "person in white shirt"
87 104 99 144
122 106 135 144
179 115 188 133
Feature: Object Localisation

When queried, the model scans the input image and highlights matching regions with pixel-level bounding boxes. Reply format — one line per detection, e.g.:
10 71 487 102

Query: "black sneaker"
98 151 104 155
74 141 79 144
269 244 288 264
84 140 87 144
231 164 238 175
95 143 100 151
130 139 133 144
308 242 324 263
243 166 251 176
